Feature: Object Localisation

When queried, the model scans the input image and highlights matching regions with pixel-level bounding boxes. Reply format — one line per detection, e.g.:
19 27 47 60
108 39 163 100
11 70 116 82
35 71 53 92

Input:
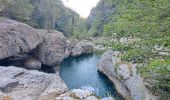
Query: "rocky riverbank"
0 18 160 100
97 50 155 100
0 18 94 100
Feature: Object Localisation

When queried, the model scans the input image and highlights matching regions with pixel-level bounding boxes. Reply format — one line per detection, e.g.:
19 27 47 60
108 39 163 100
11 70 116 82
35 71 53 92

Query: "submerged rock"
97 50 151 100
0 18 40 60
0 66 68 100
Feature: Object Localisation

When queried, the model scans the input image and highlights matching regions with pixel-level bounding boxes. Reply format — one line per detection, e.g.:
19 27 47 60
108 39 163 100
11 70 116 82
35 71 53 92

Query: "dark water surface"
60 54 116 97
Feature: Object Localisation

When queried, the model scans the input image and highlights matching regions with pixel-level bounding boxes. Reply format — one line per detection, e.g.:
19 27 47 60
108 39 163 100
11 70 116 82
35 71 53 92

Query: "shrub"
139 59 170 92
121 48 153 63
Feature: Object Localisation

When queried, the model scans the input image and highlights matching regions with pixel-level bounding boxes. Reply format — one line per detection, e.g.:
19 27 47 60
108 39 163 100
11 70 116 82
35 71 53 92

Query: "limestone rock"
0 66 68 100
97 50 131 99
85 96 98 100
56 89 93 100
126 75 147 100
71 44 82 56
39 72 68 100
0 18 40 60
117 64 131 80
70 43 93 57
97 50 150 100
0 77 18 93
35 30 70 66
101 97 115 100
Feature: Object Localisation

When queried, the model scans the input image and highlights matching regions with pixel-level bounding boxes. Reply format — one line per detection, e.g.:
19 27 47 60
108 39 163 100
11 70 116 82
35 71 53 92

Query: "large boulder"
70 42 93 57
0 18 40 60
34 30 70 66
97 50 150 100
0 66 68 100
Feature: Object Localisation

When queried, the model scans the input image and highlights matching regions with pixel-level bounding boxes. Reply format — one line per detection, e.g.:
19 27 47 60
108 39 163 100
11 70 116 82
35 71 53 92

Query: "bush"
121 48 153 63
139 59 170 92
111 43 133 52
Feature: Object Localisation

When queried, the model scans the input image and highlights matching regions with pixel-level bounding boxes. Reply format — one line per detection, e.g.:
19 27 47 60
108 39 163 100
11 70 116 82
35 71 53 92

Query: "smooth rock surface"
0 18 40 60
0 66 68 100
126 75 147 100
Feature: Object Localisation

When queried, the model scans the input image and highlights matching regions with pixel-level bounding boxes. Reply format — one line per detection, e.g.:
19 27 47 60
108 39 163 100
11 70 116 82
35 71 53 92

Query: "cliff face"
0 0 80 36
87 0 115 36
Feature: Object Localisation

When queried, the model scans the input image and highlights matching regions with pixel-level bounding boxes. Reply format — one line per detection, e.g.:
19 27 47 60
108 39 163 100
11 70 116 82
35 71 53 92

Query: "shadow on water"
60 54 117 98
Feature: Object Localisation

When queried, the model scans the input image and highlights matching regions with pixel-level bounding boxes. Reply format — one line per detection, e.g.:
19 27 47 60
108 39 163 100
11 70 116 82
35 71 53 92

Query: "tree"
3 0 34 21
36 0 62 31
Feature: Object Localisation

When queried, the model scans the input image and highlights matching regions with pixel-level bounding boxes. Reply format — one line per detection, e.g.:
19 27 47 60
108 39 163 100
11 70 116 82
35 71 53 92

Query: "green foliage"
86 0 170 41
139 59 170 91
111 43 133 52
4 0 34 21
137 37 170 48
121 48 153 63
0 0 81 36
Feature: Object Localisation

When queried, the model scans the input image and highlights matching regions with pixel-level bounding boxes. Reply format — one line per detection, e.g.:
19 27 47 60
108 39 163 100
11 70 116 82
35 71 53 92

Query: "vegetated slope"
86 0 170 99
0 0 82 36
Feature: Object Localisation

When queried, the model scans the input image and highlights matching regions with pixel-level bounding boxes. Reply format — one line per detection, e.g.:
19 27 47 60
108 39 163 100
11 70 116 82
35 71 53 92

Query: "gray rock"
56 89 93 100
71 44 82 56
85 96 98 100
0 66 68 100
97 50 150 100
97 50 131 99
81 45 93 54
0 77 18 93
158 52 170 56
101 97 114 100
0 66 24 78
35 30 70 66
24 58 41 70
126 75 147 100
70 43 93 57
39 72 68 100
117 64 131 80
0 18 40 60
